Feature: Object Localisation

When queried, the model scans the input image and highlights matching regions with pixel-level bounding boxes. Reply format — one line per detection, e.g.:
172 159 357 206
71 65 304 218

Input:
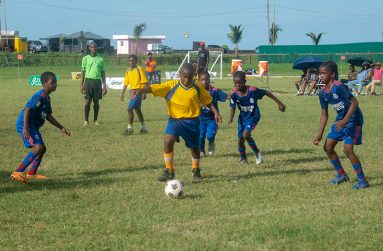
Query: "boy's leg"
324 139 349 185
135 108 148 134
191 147 202 180
84 99 91 125
199 120 207 155
93 98 100 124
238 138 247 162
344 144 368 189
158 134 176 182
206 121 218 156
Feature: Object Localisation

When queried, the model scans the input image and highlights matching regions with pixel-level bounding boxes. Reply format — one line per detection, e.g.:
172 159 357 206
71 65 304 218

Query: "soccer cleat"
158 169 175 182
94 121 100 126
26 174 48 179
208 142 215 156
255 151 263 165
122 128 134 135
139 127 148 134
83 121 89 126
328 174 350 185
352 179 369 190
192 168 203 181
238 158 249 164
10 171 28 184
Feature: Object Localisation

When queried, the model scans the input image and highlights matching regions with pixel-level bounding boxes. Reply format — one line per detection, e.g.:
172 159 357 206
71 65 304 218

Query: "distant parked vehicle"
206 44 227 54
162 45 173 54
147 44 173 54
28 40 48 53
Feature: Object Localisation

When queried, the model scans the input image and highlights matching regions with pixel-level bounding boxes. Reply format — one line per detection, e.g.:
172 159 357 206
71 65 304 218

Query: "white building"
112 35 166 55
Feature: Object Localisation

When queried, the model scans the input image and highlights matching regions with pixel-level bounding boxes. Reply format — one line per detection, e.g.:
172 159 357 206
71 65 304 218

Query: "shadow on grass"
202 166 333 184
216 148 316 158
78 164 163 178
0 164 164 194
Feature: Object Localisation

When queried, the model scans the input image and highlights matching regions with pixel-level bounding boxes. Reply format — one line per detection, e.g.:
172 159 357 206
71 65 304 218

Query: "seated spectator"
347 62 373 96
298 65 318 95
340 65 357 84
295 68 307 94
366 61 383 96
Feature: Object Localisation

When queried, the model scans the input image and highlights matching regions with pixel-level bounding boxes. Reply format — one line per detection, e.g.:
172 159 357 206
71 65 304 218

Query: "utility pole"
267 0 270 45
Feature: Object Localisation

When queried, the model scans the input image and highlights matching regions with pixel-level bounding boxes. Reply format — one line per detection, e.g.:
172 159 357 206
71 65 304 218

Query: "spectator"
144 52 157 85
197 42 209 75
347 62 373 96
366 62 383 96
298 65 319 95
295 68 307 94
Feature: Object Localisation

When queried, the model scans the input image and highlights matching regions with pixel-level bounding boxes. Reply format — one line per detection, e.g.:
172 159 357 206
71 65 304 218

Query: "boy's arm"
120 85 128 101
46 114 70 136
205 103 222 124
136 85 153 95
335 96 358 131
80 70 85 94
265 91 286 112
228 107 235 126
22 107 31 139
313 109 328 146
101 71 107 95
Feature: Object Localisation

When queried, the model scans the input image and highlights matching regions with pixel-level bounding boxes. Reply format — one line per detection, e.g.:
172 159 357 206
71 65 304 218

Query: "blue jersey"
230 86 267 122
200 86 228 121
16 89 52 131
319 81 363 125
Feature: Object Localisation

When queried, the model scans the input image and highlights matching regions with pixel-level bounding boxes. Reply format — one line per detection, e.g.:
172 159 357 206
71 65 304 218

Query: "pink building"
112 35 166 55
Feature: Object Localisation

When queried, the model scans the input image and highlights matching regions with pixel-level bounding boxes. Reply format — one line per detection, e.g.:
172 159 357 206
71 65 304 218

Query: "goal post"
175 51 223 79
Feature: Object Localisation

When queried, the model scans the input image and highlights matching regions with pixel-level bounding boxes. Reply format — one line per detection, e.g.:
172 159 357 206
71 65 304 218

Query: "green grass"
1 66 383 250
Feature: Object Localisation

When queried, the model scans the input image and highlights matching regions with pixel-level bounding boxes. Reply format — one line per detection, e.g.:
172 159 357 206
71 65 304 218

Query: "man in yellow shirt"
135 63 222 181
120 55 148 135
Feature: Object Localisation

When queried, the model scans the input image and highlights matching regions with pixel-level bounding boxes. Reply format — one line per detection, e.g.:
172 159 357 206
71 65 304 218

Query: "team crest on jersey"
250 98 254 103
333 93 339 99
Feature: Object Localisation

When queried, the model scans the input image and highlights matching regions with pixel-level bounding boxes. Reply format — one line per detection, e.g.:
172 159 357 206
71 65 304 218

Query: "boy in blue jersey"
229 71 286 164
199 72 229 156
135 63 222 182
11 72 70 183
313 61 368 189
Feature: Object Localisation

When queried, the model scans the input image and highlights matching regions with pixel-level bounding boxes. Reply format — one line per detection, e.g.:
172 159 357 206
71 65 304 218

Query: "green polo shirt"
81 54 105 79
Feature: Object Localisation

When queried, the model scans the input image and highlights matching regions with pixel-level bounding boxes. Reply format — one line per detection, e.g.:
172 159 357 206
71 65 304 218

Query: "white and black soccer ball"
165 179 184 198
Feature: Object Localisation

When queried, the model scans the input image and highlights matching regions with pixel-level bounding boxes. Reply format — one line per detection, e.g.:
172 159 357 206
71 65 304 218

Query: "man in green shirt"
80 42 107 126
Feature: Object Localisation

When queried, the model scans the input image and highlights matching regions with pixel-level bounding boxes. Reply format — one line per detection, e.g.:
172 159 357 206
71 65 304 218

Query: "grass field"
1 66 383 250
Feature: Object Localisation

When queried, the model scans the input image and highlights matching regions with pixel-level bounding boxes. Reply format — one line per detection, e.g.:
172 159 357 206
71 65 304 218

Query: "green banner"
29 75 59 86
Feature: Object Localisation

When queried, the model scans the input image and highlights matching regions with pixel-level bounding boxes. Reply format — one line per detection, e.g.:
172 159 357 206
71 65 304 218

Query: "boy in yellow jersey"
135 63 222 181
120 55 149 135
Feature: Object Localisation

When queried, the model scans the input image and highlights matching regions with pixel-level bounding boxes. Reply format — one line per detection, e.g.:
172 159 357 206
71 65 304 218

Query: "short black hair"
180 63 195 76
40 71 57 83
198 71 210 79
320 61 338 74
129 54 138 61
233 71 246 81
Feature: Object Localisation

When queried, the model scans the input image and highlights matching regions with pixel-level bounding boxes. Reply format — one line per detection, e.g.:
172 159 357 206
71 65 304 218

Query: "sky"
2 0 383 50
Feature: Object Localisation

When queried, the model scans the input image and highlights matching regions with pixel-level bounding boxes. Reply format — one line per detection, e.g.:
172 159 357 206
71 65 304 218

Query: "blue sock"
238 147 246 159
246 137 259 154
330 159 346 175
28 158 42 175
16 152 36 172
352 163 366 181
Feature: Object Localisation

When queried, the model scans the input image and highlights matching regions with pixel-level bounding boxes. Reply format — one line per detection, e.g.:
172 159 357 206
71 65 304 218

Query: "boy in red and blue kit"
199 72 229 156
11 72 70 183
229 71 285 164
313 61 368 189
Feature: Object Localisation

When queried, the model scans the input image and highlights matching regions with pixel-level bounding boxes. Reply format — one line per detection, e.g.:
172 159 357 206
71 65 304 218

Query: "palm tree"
133 23 146 54
227 24 244 57
269 22 282 45
306 32 326 45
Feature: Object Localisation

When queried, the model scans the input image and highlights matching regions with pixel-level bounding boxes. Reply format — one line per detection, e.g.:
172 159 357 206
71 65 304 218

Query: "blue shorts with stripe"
327 123 363 145
128 91 142 110
237 118 258 138
17 127 45 148
165 118 199 149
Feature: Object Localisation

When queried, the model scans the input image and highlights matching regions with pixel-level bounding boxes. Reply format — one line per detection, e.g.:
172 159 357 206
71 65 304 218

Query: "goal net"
175 51 223 79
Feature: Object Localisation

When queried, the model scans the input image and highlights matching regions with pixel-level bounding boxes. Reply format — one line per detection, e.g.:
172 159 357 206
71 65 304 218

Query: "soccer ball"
165 179 184 198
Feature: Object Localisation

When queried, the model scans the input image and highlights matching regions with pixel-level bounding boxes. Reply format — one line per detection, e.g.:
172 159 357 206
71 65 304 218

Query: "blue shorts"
327 123 363 145
199 119 218 141
165 118 199 149
17 127 44 148
238 119 258 138
128 91 142 110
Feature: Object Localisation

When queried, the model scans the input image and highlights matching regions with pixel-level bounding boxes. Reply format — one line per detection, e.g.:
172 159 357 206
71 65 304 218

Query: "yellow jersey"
123 66 148 90
151 80 212 119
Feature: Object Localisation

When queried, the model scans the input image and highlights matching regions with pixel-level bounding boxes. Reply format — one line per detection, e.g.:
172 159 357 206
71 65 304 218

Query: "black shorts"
84 78 102 100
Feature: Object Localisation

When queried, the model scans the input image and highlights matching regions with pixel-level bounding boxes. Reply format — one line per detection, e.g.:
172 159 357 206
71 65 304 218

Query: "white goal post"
175 51 223 79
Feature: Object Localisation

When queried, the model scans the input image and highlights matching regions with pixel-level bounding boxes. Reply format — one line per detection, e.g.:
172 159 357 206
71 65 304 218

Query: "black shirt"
198 49 209 69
